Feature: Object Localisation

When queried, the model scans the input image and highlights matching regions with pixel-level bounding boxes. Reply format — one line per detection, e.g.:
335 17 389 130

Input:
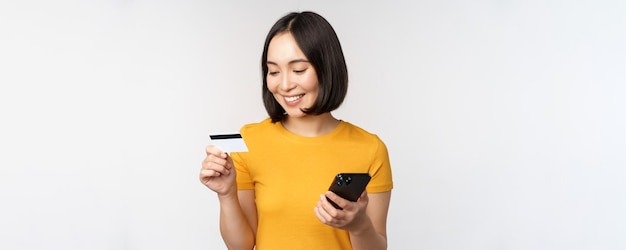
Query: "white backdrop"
1 0 625 249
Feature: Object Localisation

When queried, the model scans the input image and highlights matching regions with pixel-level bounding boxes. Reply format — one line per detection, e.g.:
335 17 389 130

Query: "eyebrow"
266 59 310 65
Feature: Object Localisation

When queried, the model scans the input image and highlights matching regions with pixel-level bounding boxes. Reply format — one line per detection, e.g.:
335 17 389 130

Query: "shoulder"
338 121 388 151
240 117 274 133
238 117 281 141
340 121 384 142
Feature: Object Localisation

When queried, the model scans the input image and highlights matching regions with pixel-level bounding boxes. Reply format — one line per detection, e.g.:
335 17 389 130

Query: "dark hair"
261 11 348 123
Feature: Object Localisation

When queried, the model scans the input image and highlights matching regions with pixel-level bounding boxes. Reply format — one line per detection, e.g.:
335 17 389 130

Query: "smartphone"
326 173 371 210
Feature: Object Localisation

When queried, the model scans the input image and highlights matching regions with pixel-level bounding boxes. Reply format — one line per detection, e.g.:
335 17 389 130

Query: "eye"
293 68 307 74
268 71 279 76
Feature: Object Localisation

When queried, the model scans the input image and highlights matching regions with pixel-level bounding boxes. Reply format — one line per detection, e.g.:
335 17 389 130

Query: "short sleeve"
366 137 393 193
230 152 255 190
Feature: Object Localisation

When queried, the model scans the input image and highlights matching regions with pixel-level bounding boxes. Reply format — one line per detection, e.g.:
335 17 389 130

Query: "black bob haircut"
261 11 348 123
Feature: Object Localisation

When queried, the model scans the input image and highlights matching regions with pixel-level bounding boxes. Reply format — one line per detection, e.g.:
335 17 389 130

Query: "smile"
285 94 304 102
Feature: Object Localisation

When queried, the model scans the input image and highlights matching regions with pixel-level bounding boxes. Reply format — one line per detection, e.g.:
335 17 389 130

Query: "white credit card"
209 133 248 153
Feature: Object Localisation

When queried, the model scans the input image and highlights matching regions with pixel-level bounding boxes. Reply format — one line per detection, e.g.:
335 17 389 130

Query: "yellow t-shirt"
230 118 393 250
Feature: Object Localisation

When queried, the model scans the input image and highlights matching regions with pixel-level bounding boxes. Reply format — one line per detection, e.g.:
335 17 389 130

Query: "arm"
218 190 257 250
200 147 258 250
315 191 391 250
348 192 391 250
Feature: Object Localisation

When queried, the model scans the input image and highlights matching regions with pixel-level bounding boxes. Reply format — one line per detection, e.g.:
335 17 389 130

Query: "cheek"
302 75 319 92
266 77 279 93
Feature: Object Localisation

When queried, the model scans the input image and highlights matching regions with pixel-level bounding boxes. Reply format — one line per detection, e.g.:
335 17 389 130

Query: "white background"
1 0 625 249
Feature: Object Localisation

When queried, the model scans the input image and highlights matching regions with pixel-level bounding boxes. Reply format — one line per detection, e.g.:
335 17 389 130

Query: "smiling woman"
261 11 349 125
265 33 321 119
199 11 393 250
2 1 624 249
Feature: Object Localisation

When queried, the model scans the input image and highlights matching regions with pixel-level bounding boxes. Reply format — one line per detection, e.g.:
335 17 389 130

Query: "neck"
282 113 340 137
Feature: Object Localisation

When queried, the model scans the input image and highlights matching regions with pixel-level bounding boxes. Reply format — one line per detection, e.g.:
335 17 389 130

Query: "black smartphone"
326 173 371 210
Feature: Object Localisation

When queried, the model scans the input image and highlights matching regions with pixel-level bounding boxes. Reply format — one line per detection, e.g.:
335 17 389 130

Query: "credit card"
209 133 248 153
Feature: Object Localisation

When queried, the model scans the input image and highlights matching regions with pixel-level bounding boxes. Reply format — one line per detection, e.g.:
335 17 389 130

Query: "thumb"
357 191 369 203
225 153 235 168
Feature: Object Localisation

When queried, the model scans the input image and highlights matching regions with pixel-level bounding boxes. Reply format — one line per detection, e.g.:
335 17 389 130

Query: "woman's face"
266 32 319 118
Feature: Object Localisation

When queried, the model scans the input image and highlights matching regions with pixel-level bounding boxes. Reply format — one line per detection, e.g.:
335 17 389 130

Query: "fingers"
199 168 222 182
316 194 361 229
201 146 233 175
315 191 370 230
325 191 352 211
315 193 351 221
357 190 369 203
315 194 337 224
205 145 227 159
199 145 238 196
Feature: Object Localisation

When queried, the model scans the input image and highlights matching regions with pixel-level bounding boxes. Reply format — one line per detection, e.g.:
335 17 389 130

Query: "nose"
279 73 296 92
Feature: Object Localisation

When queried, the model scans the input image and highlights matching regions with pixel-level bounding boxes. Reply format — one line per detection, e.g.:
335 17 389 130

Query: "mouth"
284 94 304 103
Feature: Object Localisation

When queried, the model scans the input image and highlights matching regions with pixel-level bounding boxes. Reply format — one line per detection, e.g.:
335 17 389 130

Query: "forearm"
218 193 255 250
349 217 387 250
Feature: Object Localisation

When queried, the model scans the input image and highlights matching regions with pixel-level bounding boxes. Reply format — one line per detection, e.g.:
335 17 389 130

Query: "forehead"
267 32 308 63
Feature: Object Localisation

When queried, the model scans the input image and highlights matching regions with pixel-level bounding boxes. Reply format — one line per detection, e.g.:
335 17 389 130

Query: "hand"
314 190 370 231
199 145 236 196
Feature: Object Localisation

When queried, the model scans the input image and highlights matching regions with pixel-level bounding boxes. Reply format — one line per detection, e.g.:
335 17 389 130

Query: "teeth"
285 95 303 102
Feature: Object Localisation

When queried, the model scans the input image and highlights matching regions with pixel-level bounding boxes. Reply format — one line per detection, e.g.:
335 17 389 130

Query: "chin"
285 112 306 118
284 108 308 118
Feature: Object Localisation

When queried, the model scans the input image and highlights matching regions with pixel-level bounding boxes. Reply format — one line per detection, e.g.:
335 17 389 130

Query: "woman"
200 11 393 250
